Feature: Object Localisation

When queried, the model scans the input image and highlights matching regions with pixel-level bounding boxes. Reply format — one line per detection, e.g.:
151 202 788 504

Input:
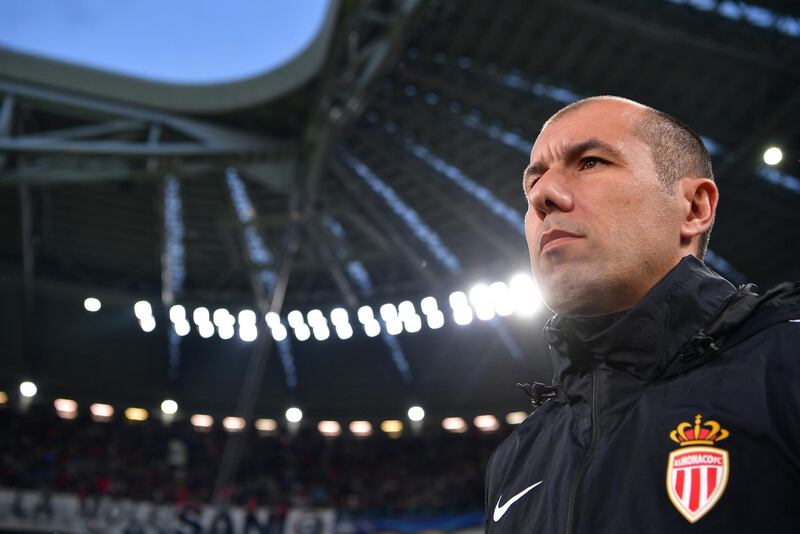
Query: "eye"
579 156 606 170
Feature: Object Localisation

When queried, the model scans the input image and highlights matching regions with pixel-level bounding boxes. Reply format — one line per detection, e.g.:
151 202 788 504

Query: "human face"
524 101 686 316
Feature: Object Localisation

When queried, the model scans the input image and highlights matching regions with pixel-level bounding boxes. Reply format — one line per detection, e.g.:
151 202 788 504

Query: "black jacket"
485 256 800 533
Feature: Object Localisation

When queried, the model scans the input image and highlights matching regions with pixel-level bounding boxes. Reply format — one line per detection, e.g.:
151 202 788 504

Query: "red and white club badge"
666 414 730 523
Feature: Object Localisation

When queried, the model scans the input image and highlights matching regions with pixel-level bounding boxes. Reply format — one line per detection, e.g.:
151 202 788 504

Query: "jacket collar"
544 255 737 386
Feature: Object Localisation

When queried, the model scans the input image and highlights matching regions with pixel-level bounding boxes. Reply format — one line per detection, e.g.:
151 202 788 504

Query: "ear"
678 178 718 246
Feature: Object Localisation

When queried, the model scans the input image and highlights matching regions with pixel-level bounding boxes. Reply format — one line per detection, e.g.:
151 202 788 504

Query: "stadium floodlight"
213 308 232 326
364 320 381 337
287 310 305 328
238 309 256 325
420 296 439 315
407 405 425 422
90 403 114 422
174 320 191 337
453 307 473 326
448 291 469 310
357 305 374 324
509 274 541 316
222 417 246 432
442 417 468 433
218 323 235 340
474 414 500 432
0 392 7 405
404 315 422 333
312 324 330 341
318 420 341 436
349 420 373 436
197 321 214 339
490 281 514 317
160 399 178 415
169 304 186 323
271 323 288 341
763 146 783 166
469 283 496 321
238 323 258 342
426 311 445 329
140 315 157 333
265 312 281 328
285 407 303 423
255 418 277 432
192 307 210 325
19 381 37 398
134 300 152 320
330 307 349 325
380 420 404 434
307 309 325 327
379 303 399 322
398 301 416 321
124 407 148 422
294 324 311 341
54 398 78 419
83 297 101 312
506 411 528 425
385 319 403 336
190 414 214 429
335 323 354 340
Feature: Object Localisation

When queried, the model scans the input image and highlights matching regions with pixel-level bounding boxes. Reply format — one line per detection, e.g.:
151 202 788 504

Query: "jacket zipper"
564 365 598 534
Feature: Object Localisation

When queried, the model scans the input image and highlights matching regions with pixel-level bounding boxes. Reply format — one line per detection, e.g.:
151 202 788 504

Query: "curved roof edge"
0 0 340 114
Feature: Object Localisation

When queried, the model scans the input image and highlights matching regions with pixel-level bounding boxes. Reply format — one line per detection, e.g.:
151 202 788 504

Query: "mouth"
539 229 582 253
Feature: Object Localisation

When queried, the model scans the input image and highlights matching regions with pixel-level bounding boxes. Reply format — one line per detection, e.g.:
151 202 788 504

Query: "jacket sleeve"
764 321 800 470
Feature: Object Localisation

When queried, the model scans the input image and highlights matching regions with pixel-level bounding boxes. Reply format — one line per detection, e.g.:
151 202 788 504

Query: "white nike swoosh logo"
493 480 543 522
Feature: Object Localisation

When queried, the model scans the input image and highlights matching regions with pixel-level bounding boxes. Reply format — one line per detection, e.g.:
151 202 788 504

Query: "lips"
539 229 581 253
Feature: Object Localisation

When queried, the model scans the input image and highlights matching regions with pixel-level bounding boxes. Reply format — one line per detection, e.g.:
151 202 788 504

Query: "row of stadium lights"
1 385 527 436
83 274 543 342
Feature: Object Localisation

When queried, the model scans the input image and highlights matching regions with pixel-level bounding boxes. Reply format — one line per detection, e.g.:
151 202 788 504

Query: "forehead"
531 102 645 162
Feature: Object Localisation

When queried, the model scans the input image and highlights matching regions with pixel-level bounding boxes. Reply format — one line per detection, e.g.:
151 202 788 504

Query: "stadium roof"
0 0 798 423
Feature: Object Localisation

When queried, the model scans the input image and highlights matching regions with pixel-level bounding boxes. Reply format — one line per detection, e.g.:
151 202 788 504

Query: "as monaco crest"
666 414 730 523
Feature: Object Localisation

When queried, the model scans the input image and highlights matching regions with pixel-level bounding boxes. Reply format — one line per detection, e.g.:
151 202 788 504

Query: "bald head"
543 96 715 258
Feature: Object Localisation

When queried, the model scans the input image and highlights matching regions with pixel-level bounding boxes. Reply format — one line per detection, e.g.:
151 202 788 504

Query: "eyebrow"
522 138 626 188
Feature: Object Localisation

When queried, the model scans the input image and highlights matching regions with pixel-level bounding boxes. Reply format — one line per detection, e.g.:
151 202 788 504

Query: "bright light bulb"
510 273 541 316
763 146 783 166
453 307 473 326
198 321 214 338
442 417 467 433
420 296 439 315
427 311 445 329
385 319 403 336
379 303 398 322
307 309 324 326
271 323 288 341
294 324 311 341
312 324 330 341
213 308 231 326
192 307 210 325
318 420 341 436
134 300 152 320
449 291 468 309
265 312 281 328
330 307 349 325
364 320 381 337
404 315 422 333
83 297 101 312
398 301 416 321
490 282 514 317
174 320 190 337
160 399 178 415
219 323 235 340
506 411 528 425
238 309 256 325
19 381 37 399
287 310 305 328
140 315 156 333
191 414 214 428
335 323 354 340
474 414 500 431
285 407 303 423
357 305 374 324
349 420 373 436
239 323 258 342
222 416 246 432
169 304 186 323
407 405 425 422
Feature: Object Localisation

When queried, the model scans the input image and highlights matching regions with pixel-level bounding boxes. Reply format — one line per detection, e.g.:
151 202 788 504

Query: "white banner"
0 488 336 534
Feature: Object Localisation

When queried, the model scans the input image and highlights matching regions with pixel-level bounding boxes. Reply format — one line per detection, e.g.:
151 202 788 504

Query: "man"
485 96 800 532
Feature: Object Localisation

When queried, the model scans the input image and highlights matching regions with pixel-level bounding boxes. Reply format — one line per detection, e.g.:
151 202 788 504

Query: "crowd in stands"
0 404 511 517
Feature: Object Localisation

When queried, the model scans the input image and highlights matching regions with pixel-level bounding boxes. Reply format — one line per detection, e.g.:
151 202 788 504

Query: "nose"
530 170 574 220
